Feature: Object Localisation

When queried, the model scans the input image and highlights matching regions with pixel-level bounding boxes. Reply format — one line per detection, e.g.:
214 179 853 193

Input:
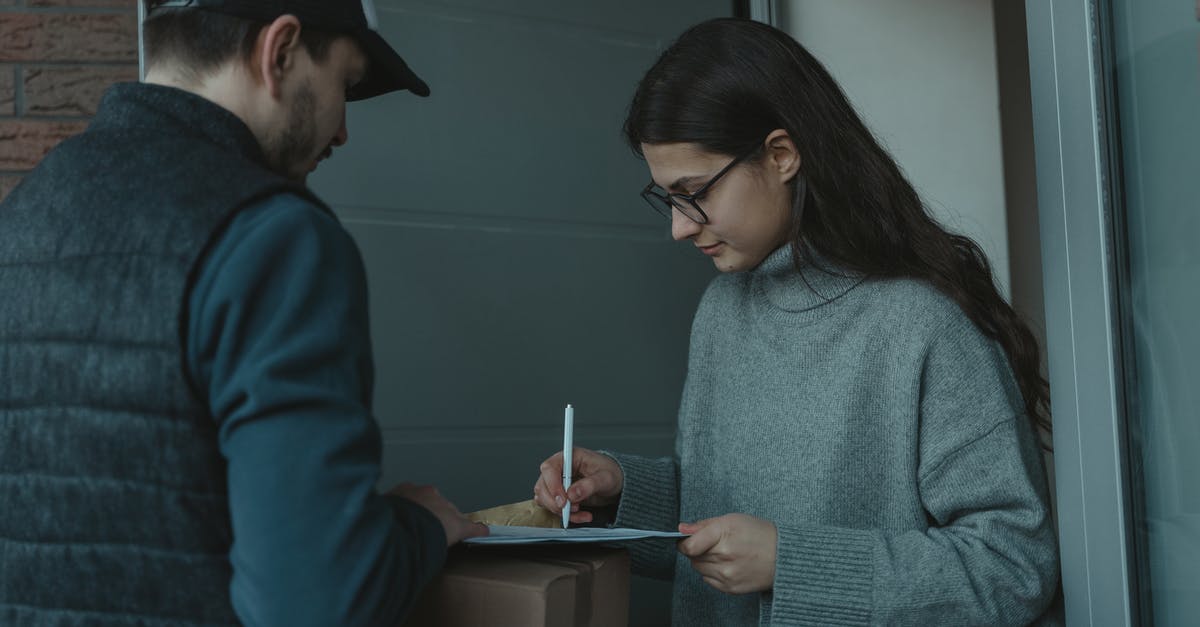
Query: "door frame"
1024 0 1139 624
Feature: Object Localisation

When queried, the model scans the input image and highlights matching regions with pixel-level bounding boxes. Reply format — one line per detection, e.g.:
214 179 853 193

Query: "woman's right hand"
533 447 624 525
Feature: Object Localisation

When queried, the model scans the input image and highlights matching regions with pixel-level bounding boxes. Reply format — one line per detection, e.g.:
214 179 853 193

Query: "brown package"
403 545 630 627
465 498 561 528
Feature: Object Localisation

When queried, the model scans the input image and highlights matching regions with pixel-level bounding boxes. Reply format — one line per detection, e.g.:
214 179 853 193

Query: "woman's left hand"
677 513 777 594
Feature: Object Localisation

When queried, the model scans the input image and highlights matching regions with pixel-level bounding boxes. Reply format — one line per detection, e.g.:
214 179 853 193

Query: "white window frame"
1025 0 1138 624
747 0 779 26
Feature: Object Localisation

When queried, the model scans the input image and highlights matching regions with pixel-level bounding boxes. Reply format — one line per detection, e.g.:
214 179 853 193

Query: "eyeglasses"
640 144 760 225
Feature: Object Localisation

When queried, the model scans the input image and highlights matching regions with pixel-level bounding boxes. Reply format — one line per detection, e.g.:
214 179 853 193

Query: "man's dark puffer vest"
0 82 330 626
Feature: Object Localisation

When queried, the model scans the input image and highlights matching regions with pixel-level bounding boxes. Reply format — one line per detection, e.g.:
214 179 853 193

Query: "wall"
993 0 1047 378
0 0 138 200
991 4 1056 517
778 0 1013 296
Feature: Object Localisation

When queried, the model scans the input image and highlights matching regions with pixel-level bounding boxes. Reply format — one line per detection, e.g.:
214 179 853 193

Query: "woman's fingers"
565 474 605 505
535 453 567 511
571 448 623 505
534 446 624 513
677 518 722 557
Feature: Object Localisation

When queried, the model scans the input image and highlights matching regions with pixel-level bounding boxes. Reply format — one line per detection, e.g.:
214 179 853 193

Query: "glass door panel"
1107 0 1200 624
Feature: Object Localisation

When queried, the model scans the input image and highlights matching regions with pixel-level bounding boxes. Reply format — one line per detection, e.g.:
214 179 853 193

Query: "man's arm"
186 194 446 626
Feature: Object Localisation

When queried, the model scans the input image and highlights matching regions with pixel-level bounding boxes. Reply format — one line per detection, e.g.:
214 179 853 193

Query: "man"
0 1 487 625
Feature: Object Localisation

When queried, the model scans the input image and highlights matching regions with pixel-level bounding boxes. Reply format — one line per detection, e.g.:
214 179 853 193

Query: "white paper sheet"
463 525 689 545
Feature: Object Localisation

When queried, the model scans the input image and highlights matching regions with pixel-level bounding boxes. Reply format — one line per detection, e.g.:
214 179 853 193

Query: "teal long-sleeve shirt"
185 193 446 626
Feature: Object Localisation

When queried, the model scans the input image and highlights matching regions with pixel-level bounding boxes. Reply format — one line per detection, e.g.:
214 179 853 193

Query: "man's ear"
763 128 801 185
255 14 304 99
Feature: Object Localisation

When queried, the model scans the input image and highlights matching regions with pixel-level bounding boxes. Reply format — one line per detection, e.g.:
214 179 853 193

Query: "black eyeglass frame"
639 144 762 225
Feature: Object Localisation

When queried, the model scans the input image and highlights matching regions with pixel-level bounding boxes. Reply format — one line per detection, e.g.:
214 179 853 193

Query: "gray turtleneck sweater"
606 246 1060 626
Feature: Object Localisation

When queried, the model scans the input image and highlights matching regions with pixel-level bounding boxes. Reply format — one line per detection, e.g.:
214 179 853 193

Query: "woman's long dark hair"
625 18 1050 436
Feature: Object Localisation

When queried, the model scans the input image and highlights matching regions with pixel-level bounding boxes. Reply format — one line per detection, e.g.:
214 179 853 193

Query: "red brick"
30 0 136 6
0 14 138 63
0 120 88 170
25 65 137 116
0 66 14 116
0 175 22 202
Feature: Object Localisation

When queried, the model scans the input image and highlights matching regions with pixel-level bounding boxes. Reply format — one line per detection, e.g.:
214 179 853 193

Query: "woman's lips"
697 242 724 256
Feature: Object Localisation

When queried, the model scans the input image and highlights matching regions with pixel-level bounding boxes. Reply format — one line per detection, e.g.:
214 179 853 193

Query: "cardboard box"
403 544 630 627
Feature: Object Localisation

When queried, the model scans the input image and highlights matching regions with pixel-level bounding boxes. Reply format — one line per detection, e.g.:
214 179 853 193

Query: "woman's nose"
671 208 702 241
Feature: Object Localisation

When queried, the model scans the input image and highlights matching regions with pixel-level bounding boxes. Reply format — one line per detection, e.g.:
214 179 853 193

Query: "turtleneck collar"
90 82 268 167
750 244 866 313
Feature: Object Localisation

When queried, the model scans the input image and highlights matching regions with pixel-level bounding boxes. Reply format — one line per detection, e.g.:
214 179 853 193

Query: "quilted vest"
0 82 329 625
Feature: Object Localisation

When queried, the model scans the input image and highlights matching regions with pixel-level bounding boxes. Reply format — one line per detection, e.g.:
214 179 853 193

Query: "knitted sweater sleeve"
601 451 681 580
768 314 1059 626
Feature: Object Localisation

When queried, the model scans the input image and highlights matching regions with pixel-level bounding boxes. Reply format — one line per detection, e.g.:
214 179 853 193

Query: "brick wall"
0 0 138 200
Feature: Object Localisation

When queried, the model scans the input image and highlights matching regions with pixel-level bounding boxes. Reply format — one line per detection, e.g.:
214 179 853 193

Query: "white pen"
562 404 574 529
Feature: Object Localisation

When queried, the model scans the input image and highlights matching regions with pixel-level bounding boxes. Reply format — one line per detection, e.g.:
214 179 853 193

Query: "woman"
533 18 1060 626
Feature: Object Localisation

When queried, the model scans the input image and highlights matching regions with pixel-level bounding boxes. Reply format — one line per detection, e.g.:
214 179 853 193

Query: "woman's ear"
763 128 801 185
254 14 304 100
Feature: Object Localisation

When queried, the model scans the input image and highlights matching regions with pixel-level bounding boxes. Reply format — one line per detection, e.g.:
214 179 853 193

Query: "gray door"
309 2 734 624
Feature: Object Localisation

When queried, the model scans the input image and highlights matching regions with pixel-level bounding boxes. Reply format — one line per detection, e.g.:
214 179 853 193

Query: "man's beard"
264 80 318 182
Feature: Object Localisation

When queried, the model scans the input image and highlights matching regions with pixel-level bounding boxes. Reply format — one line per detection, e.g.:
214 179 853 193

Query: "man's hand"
387 483 488 546
677 514 778 594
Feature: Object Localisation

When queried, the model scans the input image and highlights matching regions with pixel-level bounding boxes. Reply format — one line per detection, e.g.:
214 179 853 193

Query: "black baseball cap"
148 0 429 100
